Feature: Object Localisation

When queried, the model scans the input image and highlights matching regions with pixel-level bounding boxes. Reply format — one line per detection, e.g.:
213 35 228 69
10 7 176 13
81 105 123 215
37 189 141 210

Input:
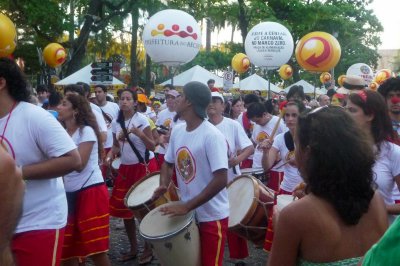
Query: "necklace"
1 101 17 145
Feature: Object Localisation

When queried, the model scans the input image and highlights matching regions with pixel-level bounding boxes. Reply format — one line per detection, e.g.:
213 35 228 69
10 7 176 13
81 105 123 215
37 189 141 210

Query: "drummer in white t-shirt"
261 101 305 194
207 92 254 262
153 81 229 266
0 58 80 266
247 102 287 192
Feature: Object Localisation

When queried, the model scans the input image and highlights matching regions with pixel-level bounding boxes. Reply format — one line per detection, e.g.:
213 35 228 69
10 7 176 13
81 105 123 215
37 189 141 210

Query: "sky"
369 0 400 50
207 0 400 50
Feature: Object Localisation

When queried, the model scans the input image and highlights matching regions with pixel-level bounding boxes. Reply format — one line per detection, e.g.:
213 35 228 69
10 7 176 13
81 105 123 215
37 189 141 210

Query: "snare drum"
124 172 179 221
227 175 275 246
140 203 201 266
240 167 267 182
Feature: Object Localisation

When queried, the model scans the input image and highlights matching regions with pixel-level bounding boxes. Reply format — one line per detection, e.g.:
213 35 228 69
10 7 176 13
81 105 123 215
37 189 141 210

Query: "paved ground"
88 216 268 265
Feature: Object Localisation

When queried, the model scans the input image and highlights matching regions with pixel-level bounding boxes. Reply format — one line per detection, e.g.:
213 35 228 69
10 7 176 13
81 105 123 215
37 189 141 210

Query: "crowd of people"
1 56 400 266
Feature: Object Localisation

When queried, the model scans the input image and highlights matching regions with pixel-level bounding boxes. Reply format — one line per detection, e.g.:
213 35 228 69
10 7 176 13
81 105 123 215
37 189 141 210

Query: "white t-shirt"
165 121 229 222
251 116 286 169
373 141 400 205
213 117 253 183
272 132 303 192
0 102 76 233
155 108 176 154
90 103 107 135
63 126 104 192
111 112 154 165
99 101 120 148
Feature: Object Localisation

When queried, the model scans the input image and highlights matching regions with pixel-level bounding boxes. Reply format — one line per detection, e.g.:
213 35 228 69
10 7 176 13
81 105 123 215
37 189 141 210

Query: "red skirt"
62 183 110 260
109 158 159 219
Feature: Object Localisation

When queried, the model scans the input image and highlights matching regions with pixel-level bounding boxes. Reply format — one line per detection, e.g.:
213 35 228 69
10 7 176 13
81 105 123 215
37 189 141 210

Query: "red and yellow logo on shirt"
176 147 195 184
256 131 270 144
163 118 172 129
285 151 296 166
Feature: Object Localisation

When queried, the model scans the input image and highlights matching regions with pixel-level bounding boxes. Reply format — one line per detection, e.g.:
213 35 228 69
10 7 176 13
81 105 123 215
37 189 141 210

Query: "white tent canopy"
55 64 125 86
160 65 223 87
284 80 325 95
232 73 281 93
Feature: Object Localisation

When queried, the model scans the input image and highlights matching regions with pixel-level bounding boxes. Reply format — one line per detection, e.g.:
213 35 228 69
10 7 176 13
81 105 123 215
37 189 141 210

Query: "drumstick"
270 109 285 141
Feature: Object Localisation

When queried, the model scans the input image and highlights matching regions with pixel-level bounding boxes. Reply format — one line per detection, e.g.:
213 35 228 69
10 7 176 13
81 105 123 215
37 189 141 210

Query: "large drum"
124 172 179 221
227 174 275 245
140 203 201 266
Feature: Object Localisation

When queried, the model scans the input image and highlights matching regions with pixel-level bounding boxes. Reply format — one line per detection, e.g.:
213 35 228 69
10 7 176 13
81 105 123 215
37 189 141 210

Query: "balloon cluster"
0 13 17 57
43 43 67 68
231 53 250 74
279 64 293 80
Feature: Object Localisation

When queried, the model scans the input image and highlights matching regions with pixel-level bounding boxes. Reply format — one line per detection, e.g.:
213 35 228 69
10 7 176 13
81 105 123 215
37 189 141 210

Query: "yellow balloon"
43 43 67 68
337 74 346 87
232 53 250 74
0 13 17 57
320 72 331 84
279 64 293 80
375 69 392 85
369 81 379 91
295 32 341 72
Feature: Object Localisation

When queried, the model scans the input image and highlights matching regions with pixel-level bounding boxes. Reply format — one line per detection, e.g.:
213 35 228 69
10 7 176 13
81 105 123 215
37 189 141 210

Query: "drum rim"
227 174 260 227
111 157 121 169
139 210 195 240
240 167 264 175
124 171 161 209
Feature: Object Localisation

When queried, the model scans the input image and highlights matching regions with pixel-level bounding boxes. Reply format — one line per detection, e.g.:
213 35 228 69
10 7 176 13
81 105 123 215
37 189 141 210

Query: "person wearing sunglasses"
268 106 388 266
346 90 400 222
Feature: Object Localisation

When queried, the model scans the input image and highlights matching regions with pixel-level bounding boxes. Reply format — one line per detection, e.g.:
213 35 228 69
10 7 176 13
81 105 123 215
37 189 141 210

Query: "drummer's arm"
386 174 400 215
230 145 254 167
107 133 120 161
185 168 227 212
0 147 24 266
160 161 174 188
21 149 81 180
262 147 279 171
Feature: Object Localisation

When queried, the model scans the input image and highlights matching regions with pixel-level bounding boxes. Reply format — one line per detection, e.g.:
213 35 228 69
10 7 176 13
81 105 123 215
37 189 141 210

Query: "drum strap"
284 131 295 152
118 117 150 165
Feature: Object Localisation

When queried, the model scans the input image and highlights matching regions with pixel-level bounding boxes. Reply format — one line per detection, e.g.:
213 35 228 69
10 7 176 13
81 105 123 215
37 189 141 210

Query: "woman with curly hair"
57 94 111 265
347 90 400 220
268 106 388 266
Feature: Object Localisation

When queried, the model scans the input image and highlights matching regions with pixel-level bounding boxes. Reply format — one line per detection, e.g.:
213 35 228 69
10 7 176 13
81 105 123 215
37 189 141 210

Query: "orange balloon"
232 53 250 74
0 13 17 57
279 64 293 80
320 72 331 84
337 74 346 87
295 32 341 72
43 43 67 68
369 81 379 91
375 69 392 85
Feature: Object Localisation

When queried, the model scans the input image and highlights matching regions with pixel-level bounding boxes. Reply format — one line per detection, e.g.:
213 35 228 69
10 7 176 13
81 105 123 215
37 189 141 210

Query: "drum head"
140 203 194 239
241 167 264 175
276 195 294 212
227 176 256 227
126 173 160 207
111 158 121 169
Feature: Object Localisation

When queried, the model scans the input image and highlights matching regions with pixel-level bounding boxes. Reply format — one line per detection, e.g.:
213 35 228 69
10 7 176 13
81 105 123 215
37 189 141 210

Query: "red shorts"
12 228 65 266
62 184 110 260
227 231 249 259
199 218 228 266
109 158 158 219
395 199 400 204
266 170 284 192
